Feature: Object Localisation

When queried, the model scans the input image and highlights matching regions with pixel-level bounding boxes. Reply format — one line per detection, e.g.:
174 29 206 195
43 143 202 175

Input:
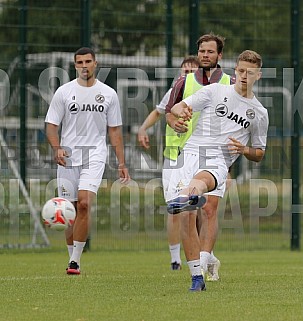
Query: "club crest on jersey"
246 109 255 119
215 104 228 117
95 94 105 103
68 102 80 114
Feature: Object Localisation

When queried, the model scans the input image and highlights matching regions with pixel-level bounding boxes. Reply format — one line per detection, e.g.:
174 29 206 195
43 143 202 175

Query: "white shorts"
57 161 105 202
163 153 228 202
162 158 178 201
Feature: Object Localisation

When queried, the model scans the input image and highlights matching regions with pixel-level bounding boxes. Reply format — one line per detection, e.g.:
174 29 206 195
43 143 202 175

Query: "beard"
200 57 219 71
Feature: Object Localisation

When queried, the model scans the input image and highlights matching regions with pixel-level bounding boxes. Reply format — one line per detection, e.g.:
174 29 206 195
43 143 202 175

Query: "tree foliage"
91 0 166 55
0 0 81 65
196 0 291 67
0 0 297 68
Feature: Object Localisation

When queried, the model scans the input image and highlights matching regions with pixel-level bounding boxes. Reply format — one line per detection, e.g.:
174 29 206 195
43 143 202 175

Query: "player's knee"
77 199 90 214
202 205 217 220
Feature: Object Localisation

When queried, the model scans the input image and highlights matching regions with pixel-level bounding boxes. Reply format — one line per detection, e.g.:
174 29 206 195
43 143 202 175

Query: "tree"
0 0 295 67
0 0 81 66
91 0 166 55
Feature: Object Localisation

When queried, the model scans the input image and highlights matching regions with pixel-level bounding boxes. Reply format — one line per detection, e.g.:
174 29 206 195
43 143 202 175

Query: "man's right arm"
137 109 161 149
46 123 67 166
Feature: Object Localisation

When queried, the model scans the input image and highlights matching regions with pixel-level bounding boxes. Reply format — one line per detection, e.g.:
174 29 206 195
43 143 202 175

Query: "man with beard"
164 33 234 281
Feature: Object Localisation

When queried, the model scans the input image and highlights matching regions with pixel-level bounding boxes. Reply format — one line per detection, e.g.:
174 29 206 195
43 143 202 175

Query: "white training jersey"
155 88 172 114
182 83 268 168
45 79 122 166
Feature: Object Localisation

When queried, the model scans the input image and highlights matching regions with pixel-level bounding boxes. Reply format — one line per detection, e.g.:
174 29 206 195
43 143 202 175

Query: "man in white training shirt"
45 47 130 275
167 50 268 291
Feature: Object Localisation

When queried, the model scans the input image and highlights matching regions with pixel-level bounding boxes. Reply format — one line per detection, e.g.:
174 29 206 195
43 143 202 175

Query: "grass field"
0 179 301 320
0 248 302 321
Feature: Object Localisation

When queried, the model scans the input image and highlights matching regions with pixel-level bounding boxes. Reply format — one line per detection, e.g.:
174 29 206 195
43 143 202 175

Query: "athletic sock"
169 243 181 263
200 251 211 272
209 251 218 264
67 245 74 258
70 241 86 267
187 260 201 276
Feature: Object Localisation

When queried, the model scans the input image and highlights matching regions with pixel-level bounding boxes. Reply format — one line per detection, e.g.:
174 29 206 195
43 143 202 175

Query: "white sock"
209 251 218 264
70 241 86 267
200 251 211 272
187 260 201 276
67 245 74 258
169 244 181 263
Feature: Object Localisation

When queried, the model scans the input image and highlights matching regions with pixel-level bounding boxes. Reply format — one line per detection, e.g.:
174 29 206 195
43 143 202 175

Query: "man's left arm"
108 126 130 183
228 137 265 162
243 147 265 162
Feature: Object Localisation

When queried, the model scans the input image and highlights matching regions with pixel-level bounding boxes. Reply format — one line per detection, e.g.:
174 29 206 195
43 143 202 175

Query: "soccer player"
137 56 200 149
45 47 130 274
137 56 200 270
167 50 268 291
164 33 234 277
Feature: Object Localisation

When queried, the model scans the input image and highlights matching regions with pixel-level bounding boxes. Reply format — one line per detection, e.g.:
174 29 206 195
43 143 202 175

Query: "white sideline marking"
0 276 68 281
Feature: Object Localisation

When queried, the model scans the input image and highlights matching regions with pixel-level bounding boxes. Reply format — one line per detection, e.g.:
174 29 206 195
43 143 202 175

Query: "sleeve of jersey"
107 91 123 127
44 88 65 125
182 86 211 112
165 76 185 114
251 111 269 150
156 88 171 114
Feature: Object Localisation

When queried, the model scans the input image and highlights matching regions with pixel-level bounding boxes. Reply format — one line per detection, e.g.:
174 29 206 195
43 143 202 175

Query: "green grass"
0 179 301 320
0 249 302 321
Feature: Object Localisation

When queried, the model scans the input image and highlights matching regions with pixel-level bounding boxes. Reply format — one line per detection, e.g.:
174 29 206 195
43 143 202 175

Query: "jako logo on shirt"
227 112 250 128
215 104 251 129
69 102 80 114
215 104 228 117
68 102 104 113
80 104 104 112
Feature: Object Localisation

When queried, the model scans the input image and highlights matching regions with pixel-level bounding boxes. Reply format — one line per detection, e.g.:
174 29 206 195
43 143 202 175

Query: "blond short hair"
237 50 262 68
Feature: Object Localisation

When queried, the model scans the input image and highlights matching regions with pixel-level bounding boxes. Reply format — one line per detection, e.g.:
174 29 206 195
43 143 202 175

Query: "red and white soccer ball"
42 197 76 231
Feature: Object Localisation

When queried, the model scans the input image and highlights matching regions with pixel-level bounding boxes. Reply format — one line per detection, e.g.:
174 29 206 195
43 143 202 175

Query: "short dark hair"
74 47 96 62
181 55 200 67
196 32 225 54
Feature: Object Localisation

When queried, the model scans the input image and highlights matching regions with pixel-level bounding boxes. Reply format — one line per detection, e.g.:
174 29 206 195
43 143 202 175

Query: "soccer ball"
41 197 76 231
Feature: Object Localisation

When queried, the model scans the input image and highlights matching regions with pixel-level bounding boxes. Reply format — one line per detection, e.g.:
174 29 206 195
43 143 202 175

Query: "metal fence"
0 0 302 250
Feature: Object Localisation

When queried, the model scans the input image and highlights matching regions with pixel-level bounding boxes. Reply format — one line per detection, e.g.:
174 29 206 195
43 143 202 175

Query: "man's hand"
170 117 189 133
171 102 192 121
228 137 246 155
54 147 69 167
118 164 130 184
228 136 265 162
137 127 150 149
